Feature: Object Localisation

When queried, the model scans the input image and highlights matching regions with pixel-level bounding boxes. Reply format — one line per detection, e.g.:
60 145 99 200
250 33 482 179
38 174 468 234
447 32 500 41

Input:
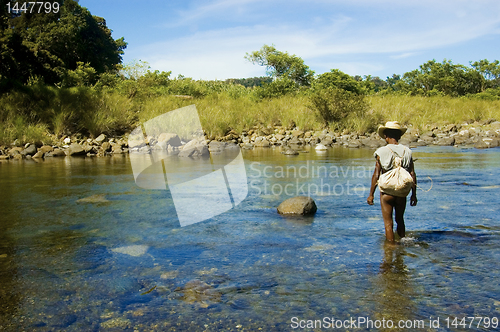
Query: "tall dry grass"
368 95 500 130
137 93 321 138
1 86 499 145
0 86 138 144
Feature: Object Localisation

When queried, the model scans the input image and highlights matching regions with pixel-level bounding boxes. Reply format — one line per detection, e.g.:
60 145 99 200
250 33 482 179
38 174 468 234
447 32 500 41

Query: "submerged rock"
277 196 317 216
76 194 110 203
101 317 131 329
282 148 299 155
111 245 149 257
177 279 221 308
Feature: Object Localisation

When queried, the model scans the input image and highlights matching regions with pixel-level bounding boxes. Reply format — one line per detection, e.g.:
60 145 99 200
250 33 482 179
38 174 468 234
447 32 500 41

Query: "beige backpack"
378 146 414 197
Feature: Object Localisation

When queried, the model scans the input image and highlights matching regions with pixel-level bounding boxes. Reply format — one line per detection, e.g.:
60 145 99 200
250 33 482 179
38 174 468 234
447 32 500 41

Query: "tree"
386 74 402 92
252 76 298 99
364 76 388 93
120 60 151 80
309 69 368 127
309 86 368 127
398 59 484 96
1 0 127 87
245 44 314 86
470 59 500 91
471 59 500 81
225 77 272 88
314 69 365 95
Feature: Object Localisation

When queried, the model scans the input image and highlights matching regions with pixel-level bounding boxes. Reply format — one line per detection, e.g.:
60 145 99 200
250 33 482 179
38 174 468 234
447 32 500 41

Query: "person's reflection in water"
371 242 418 331
380 242 407 274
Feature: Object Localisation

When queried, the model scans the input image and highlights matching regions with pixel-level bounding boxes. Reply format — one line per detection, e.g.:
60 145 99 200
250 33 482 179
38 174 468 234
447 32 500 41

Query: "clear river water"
0 146 499 331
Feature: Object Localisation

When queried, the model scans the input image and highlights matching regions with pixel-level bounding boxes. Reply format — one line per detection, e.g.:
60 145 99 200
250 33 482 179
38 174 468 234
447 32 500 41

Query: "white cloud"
390 53 418 60
126 0 500 79
163 0 269 28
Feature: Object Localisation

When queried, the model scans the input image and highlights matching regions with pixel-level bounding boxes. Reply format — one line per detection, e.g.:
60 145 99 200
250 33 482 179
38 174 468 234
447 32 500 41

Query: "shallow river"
1 146 500 331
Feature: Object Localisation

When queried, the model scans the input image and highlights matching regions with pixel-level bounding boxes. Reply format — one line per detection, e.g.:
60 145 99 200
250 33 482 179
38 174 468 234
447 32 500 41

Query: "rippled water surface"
1 146 500 331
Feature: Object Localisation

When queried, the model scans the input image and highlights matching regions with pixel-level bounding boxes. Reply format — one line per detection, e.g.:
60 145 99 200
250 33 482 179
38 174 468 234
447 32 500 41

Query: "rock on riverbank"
1 120 499 161
0 134 129 161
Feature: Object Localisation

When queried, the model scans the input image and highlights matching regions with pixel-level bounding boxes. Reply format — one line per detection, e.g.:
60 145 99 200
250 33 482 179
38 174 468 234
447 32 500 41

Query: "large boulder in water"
178 138 209 157
277 196 317 216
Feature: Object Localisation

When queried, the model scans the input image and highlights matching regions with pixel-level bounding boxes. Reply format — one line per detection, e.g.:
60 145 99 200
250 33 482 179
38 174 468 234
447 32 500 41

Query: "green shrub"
252 77 298 99
314 69 365 95
166 78 207 98
61 62 98 88
467 88 500 100
309 87 368 128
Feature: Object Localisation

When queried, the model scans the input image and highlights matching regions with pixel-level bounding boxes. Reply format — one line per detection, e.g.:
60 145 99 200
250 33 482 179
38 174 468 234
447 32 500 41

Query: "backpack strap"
386 146 407 158
385 146 404 168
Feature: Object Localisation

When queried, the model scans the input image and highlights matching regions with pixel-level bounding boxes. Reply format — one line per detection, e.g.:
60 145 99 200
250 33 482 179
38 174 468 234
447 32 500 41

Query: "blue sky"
80 0 500 80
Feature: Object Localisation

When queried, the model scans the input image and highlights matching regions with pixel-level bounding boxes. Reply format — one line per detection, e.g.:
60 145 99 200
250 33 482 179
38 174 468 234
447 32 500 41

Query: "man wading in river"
367 121 417 242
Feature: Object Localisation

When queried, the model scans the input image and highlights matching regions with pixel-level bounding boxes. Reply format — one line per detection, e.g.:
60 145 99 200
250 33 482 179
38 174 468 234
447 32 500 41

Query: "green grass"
368 95 500 131
1 86 499 145
136 93 321 138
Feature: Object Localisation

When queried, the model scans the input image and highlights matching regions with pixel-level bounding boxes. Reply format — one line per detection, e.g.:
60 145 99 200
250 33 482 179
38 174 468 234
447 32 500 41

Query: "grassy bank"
1 86 500 145
139 94 320 138
368 95 500 129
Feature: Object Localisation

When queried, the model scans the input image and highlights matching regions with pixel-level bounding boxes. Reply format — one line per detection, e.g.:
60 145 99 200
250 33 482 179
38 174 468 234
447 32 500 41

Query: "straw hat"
377 121 407 139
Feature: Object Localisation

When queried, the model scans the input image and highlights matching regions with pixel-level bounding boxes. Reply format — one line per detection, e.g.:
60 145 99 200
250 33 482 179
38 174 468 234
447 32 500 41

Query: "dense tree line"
0 0 126 91
243 45 500 127
225 77 272 88
246 45 500 99
1 2 499 102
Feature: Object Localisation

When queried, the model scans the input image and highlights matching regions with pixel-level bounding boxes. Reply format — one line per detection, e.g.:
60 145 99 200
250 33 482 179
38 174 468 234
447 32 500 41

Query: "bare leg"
394 196 407 239
380 193 396 242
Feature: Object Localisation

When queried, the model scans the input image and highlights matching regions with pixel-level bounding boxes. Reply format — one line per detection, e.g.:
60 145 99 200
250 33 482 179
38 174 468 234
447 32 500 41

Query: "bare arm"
367 156 382 205
409 158 417 206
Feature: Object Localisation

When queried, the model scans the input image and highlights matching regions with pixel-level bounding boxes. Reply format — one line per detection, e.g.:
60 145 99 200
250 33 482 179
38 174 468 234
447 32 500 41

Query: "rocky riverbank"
1 120 500 161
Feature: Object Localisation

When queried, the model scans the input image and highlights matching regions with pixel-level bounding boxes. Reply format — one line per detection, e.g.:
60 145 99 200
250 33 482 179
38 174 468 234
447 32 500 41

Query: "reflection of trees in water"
371 243 418 330
0 231 20 327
